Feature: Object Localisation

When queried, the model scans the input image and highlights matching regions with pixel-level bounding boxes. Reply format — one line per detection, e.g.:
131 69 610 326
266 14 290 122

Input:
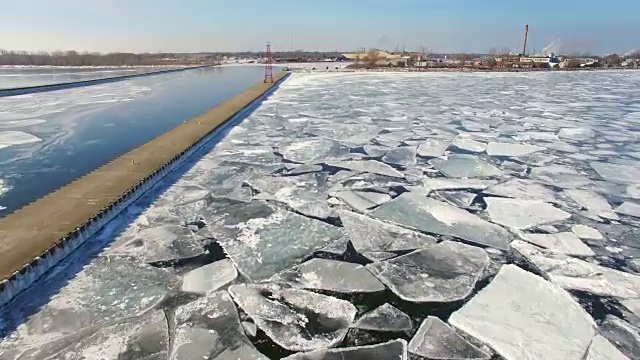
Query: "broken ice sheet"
271 258 385 294
599 316 640 360
520 232 594 256
615 202 640 218
334 190 391 212
367 241 489 303
430 154 503 178
449 137 486 153
486 141 545 157
205 199 342 280
531 164 592 189
381 146 417 166
571 224 604 240
228 283 357 352
353 304 412 332
280 138 349 163
106 224 205 264
484 197 571 230
246 172 332 218
172 291 266 360
408 316 490 360
435 190 477 208
324 159 404 178
370 193 510 250
449 264 596 360
511 240 640 299
1 257 177 346
586 334 631 360
339 209 437 255
180 258 238 295
416 178 498 195
484 178 558 203
2 310 170 360
281 339 407 360
565 189 619 221
417 139 450 158
590 161 640 185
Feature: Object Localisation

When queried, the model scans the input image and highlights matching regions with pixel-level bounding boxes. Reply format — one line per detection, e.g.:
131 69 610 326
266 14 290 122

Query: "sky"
0 0 638 55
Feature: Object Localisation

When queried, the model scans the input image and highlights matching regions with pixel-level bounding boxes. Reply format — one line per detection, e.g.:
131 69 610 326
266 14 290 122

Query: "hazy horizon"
1 0 638 55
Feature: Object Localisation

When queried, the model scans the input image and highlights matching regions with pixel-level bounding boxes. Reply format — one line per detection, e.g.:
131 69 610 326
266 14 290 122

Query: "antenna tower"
264 41 273 83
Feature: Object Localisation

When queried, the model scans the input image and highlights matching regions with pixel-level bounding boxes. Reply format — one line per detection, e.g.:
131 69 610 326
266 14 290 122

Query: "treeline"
0 50 219 66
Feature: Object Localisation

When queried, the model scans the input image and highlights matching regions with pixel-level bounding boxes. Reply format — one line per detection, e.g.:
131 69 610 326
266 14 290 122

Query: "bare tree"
365 49 380 68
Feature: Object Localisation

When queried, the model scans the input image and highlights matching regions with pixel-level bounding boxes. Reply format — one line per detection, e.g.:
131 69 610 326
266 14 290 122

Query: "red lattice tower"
264 42 273 83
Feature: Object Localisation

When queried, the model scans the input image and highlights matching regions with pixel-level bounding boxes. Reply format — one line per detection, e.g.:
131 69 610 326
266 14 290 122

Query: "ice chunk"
371 193 510 249
418 178 498 194
409 316 490 360
521 232 595 256
0 130 42 150
450 138 486 153
2 257 177 346
430 155 503 178
280 138 349 163
353 303 412 332
586 334 631 360
599 316 640 360
511 240 640 299
382 146 417 166
228 283 357 352
591 162 640 185
207 200 342 280
180 259 238 295
172 291 266 360
558 127 596 140
325 159 405 178
486 142 545 157
627 185 640 199
107 224 204 264
281 339 407 360
417 139 450 158
286 164 324 175
532 165 592 189
242 321 258 337
367 241 489 303
363 144 390 157
362 251 397 262
571 224 604 240
272 258 385 294
0 178 8 197
334 190 391 212
484 179 558 203
3 311 170 360
484 197 571 230
436 190 477 208
565 189 619 220
339 209 436 254
247 173 332 219
615 202 640 218
449 264 596 360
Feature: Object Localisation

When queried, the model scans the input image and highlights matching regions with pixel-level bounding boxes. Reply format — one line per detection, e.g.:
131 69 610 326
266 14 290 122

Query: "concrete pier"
0 72 288 307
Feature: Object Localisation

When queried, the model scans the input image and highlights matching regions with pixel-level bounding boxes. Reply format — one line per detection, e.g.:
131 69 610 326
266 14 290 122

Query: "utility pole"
264 42 273 83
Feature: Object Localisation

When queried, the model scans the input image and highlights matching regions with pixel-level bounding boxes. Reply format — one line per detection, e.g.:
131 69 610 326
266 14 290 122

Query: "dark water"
0 66 271 216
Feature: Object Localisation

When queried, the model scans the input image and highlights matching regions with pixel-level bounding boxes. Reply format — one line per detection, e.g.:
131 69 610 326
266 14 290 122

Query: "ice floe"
417 139 450 158
382 146 417 166
0 130 42 150
281 339 407 360
484 197 571 230
571 224 604 240
353 303 412 332
512 240 640 299
565 189 619 221
484 178 557 203
449 264 596 360
615 202 640 218
486 141 546 157
367 241 489 303
180 258 238 294
228 283 357 352
430 155 503 178
333 190 391 212
520 232 595 256
450 138 486 153
409 316 490 360
271 258 385 294
371 193 510 249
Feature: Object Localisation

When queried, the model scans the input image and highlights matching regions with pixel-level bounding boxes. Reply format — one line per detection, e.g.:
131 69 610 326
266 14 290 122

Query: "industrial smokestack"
523 24 529 55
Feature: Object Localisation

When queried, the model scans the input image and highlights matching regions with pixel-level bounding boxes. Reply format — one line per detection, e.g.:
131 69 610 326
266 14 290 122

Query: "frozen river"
2 71 640 359
0 67 164 89
0 66 268 215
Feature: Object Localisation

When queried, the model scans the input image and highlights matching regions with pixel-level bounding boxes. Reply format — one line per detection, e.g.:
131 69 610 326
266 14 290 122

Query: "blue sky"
0 0 638 54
